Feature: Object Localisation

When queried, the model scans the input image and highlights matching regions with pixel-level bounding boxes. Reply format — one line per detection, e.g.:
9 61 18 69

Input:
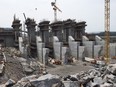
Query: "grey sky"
0 0 115 32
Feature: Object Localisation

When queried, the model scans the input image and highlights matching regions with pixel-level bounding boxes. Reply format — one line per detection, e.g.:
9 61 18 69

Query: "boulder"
30 74 64 87
107 64 116 75
5 79 16 86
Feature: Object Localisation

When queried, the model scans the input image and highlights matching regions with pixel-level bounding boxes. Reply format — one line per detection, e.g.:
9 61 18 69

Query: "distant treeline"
88 32 116 36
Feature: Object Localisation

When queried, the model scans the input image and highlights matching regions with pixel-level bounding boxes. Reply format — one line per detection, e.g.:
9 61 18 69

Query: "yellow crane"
51 0 62 22
104 0 110 64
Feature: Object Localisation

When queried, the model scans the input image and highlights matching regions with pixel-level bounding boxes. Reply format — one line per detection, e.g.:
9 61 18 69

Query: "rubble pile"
63 63 116 87
4 47 21 57
0 62 116 87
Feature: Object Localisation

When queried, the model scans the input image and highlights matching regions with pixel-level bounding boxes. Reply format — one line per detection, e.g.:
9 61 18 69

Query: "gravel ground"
47 61 94 76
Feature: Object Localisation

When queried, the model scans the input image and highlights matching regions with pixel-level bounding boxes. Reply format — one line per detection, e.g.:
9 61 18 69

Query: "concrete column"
62 47 70 64
38 21 50 45
79 46 85 61
19 37 24 54
25 18 37 57
110 43 116 58
94 45 103 58
42 48 49 65
63 19 76 43
50 21 63 42
12 17 22 47
83 41 95 58
68 36 80 59
25 18 37 43
53 36 63 60
74 21 86 41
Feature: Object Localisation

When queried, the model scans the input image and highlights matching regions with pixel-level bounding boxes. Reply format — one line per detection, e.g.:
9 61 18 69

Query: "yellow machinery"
104 0 110 64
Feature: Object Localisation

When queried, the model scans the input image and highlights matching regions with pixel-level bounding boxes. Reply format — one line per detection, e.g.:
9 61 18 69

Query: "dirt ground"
46 61 94 76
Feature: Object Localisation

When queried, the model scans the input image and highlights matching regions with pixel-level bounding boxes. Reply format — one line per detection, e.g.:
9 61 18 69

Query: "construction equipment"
51 0 62 22
104 0 110 64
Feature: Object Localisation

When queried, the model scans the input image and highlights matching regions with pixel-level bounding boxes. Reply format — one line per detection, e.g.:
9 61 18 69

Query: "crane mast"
105 0 110 64
51 0 62 22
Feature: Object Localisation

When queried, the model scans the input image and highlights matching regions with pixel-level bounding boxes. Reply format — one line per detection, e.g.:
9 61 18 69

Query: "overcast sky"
0 0 115 32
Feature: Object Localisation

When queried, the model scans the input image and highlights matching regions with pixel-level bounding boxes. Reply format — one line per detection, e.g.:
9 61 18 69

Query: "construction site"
0 0 116 87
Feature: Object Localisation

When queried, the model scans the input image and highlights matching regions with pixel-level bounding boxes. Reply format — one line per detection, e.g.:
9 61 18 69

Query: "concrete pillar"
42 48 49 65
79 46 85 61
110 43 116 58
68 36 80 59
25 18 37 43
38 21 50 45
12 17 22 47
62 47 70 64
50 21 63 42
53 36 63 60
19 37 24 54
74 21 86 41
83 41 95 58
95 35 105 56
25 18 37 56
63 19 76 43
94 45 103 58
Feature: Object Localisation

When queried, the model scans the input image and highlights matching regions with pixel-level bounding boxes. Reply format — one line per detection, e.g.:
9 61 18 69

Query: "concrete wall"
62 47 70 64
53 36 63 60
94 45 103 58
79 46 85 61
83 41 95 58
68 36 80 59
110 43 116 58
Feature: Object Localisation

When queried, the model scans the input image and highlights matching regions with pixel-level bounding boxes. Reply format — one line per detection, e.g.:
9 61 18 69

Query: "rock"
13 75 37 87
5 79 16 86
107 64 116 75
19 75 38 82
100 82 113 87
63 81 80 87
30 74 64 87
0 84 5 87
103 74 116 83
93 77 103 84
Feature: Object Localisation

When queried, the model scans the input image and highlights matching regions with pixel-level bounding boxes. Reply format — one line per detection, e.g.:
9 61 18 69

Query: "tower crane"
51 0 62 22
104 0 110 64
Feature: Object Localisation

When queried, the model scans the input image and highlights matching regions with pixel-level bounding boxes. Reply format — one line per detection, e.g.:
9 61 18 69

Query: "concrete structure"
68 36 80 59
110 43 116 58
63 19 76 43
53 36 63 60
51 21 63 42
0 28 14 47
74 21 86 41
12 17 22 47
25 18 37 56
2 17 116 64
38 21 50 45
62 47 70 64
78 46 85 61
36 36 45 63
19 37 24 54
94 45 103 58
42 48 49 65
82 36 95 58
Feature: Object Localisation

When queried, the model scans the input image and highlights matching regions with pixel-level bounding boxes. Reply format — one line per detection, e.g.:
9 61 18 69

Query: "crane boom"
51 0 62 22
105 0 110 64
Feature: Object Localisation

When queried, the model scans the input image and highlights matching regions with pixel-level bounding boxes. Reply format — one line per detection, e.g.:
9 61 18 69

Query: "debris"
5 79 16 87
